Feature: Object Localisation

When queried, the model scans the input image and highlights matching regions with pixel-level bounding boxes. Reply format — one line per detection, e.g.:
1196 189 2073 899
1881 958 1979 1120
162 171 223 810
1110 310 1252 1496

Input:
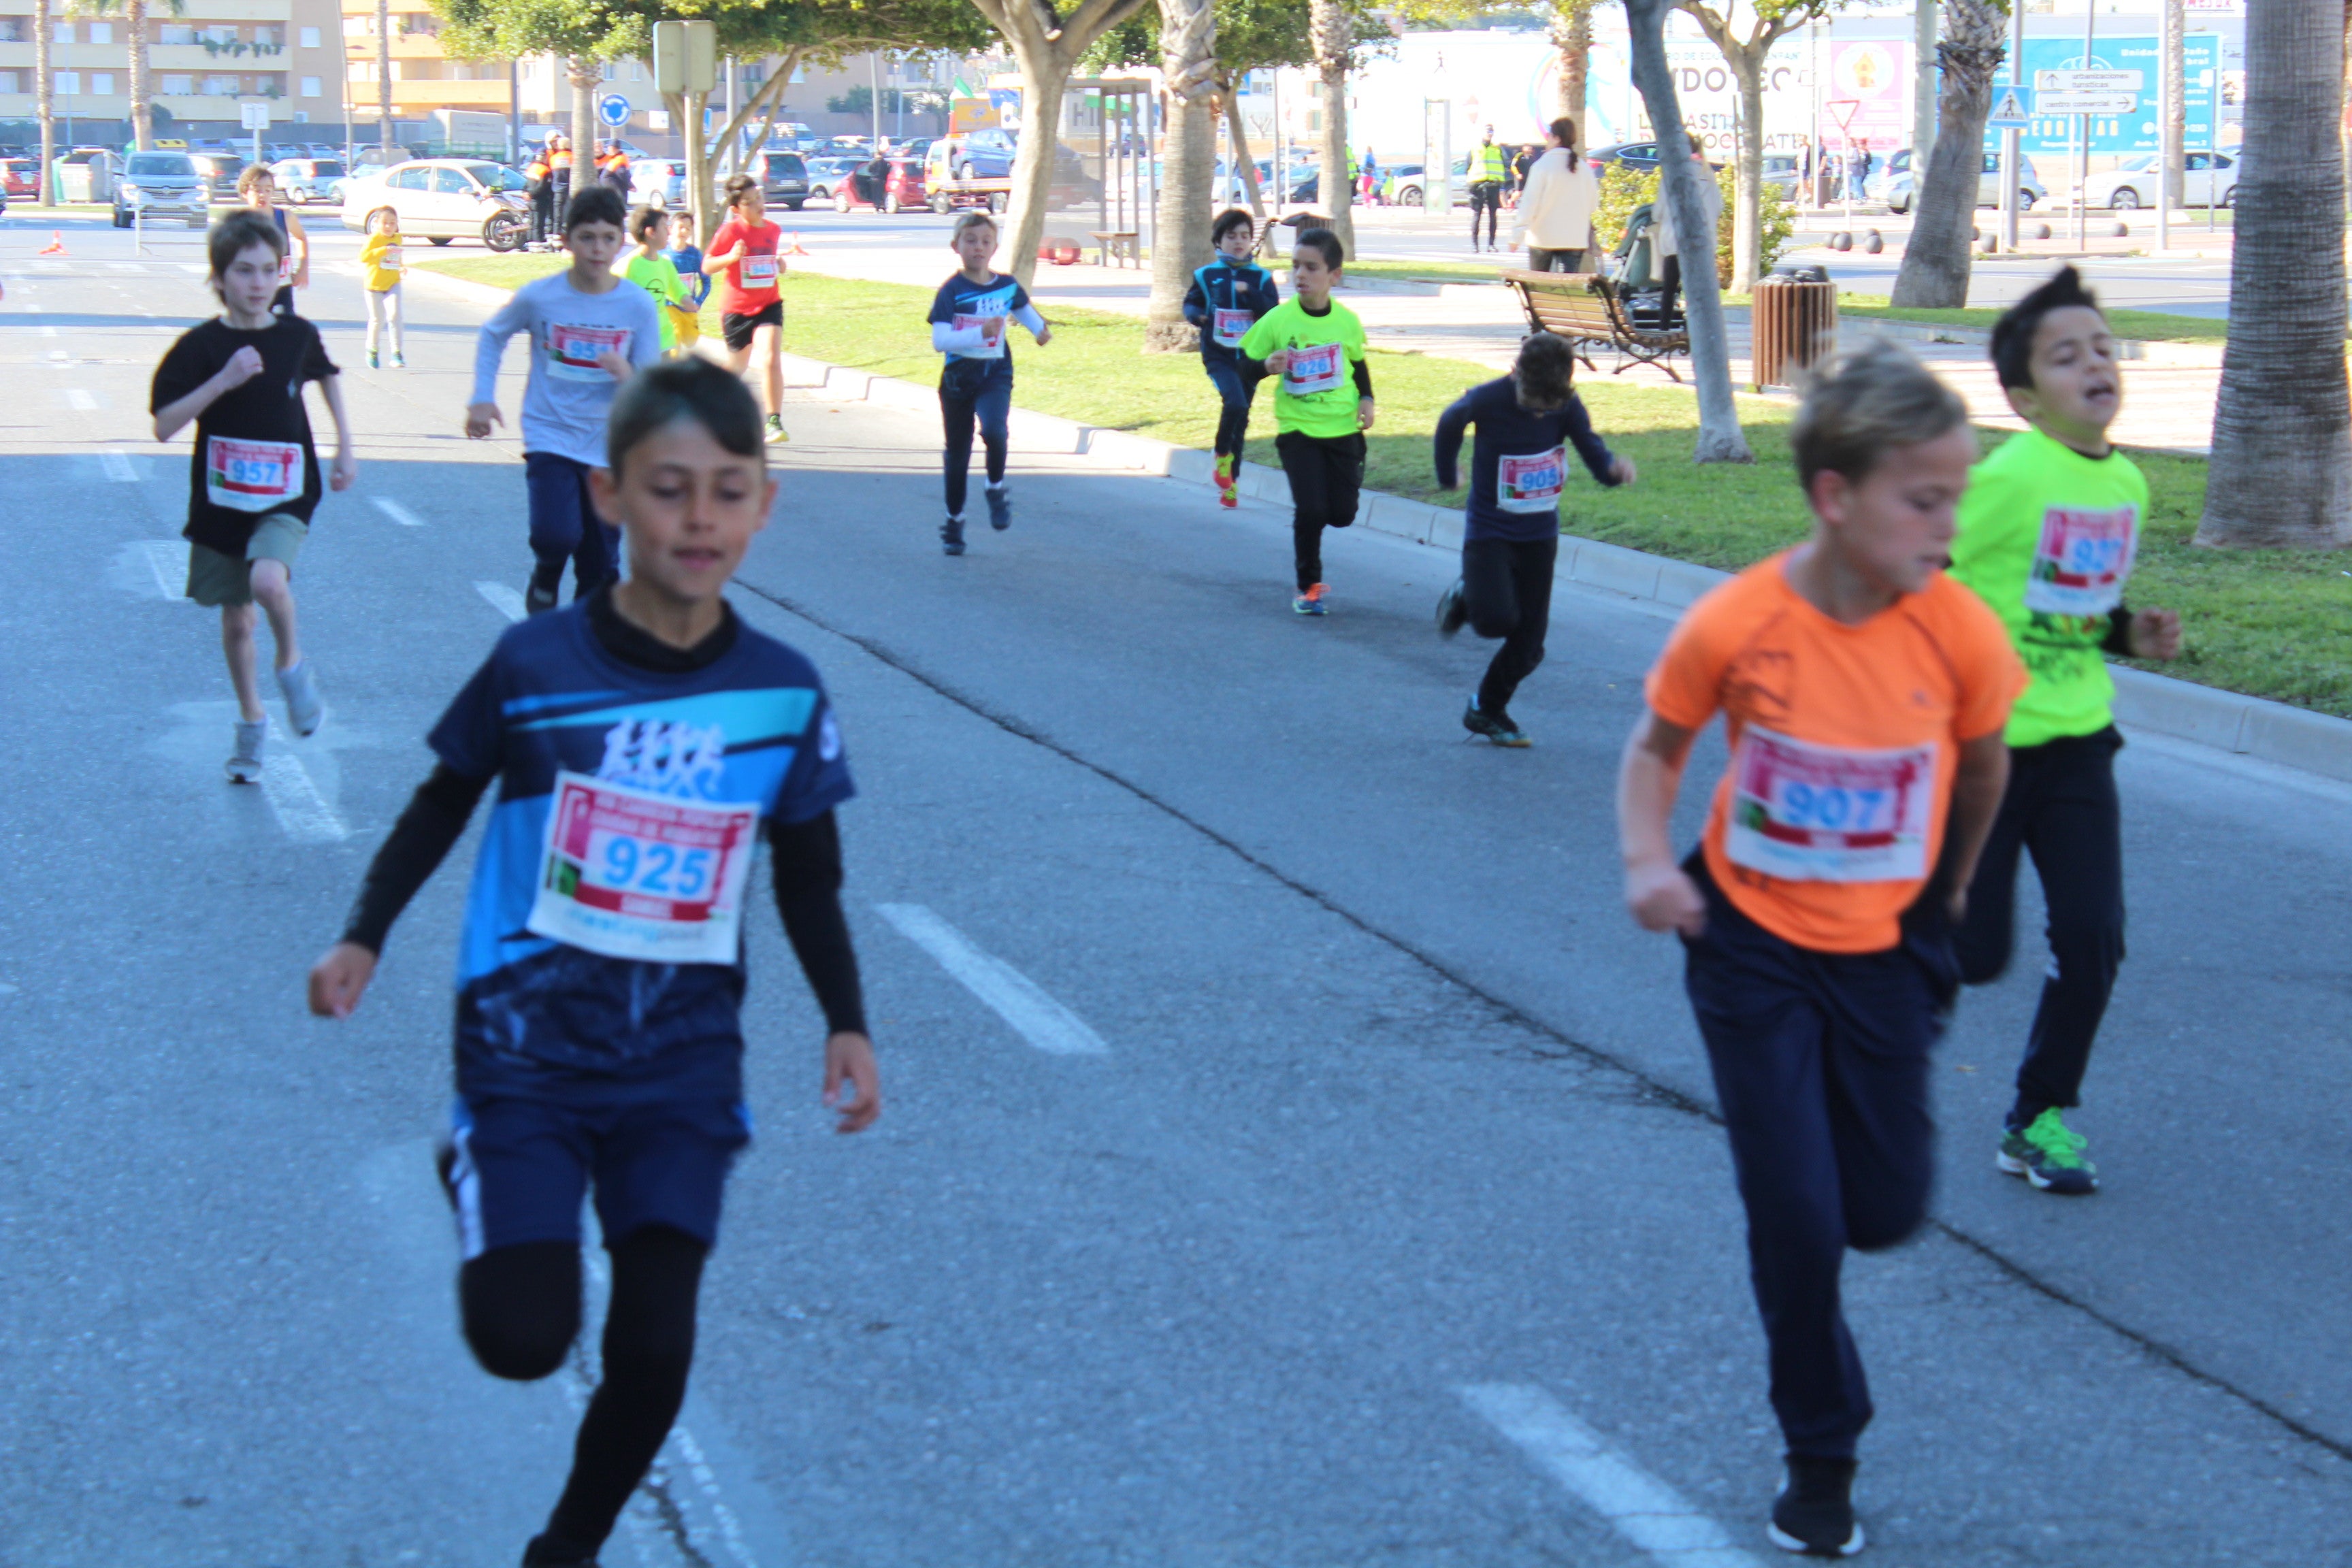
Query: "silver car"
1876 149 2043 214
112 150 208 228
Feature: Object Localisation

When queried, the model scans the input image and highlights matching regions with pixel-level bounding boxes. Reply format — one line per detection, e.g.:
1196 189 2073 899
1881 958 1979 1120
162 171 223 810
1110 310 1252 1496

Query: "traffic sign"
1987 86 2034 129
652 20 716 97
2036 91 2138 115
598 93 631 128
239 102 271 130
2036 68 2141 93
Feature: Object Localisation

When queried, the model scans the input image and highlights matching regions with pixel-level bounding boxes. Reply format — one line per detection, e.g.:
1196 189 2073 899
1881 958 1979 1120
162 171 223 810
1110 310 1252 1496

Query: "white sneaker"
226 719 265 783
277 661 324 736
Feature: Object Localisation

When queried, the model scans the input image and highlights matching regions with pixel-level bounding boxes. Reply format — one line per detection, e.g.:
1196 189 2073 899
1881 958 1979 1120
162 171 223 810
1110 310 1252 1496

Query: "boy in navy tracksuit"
1182 209 1281 508
927 210 1051 555
1433 332 1634 746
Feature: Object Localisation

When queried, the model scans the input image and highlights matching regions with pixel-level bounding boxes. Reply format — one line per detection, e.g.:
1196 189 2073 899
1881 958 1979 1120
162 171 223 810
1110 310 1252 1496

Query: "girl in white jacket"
1510 118 1601 272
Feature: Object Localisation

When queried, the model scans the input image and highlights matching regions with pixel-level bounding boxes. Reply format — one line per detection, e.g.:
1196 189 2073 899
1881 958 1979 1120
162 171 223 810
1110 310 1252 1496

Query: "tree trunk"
1552 0 1593 134
1002 48 1075 289
1147 0 1218 350
35 0 53 206
1889 0 2004 308
2197 0 2352 549
127 0 150 151
1730 51 1763 291
2165 0 2186 206
1223 82 1268 225
570 56 599 175
376 0 392 152
1626 0 1751 463
1309 0 1354 257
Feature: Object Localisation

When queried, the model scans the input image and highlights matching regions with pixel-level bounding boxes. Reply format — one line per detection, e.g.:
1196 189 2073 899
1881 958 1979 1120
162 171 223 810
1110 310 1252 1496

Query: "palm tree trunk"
570 56 598 174
1552 0 1592 133
1309 0 1353 257
1147 0 1218 350
2196 0 2352 548
1625 0 1751 463
127 0 150 150
2164 0 2186 207
1000 47 1074 289
34 0 54 205
375 0 391 152
1889 0 2004 308
1729 50 1763 292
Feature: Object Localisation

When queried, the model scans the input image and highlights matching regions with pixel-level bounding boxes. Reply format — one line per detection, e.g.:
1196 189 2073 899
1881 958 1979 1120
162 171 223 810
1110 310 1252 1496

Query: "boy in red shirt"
1617 340 2022 1556
703 174 788 443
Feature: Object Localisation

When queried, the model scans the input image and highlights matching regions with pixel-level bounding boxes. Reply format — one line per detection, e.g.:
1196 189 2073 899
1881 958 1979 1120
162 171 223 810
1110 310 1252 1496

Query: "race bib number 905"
1284 342 1345 397
1211 307 1252 348
205 436 303 512
2024 504 2138 617
1497 445 1567 514
526 770 758 965
1725 728 1936 884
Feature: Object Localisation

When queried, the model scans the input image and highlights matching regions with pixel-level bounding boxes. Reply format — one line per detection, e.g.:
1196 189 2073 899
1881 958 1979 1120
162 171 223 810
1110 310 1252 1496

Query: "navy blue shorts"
447 1095 751 1260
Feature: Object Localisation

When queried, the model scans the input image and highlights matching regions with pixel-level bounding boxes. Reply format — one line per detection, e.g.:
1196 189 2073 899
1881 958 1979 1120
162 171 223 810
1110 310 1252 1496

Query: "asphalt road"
1 212 2347 1568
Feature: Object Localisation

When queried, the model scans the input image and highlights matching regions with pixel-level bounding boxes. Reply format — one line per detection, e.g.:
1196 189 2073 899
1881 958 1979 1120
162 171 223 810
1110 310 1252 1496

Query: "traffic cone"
784 231 811 256
37 230 67 255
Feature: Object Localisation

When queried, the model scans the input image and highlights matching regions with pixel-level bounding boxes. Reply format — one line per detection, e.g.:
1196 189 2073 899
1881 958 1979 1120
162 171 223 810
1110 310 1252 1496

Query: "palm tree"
1145 0 1218 351
1549 0 1593 134
34 0 54 203
1889 0 2005 307
1307 0 1353 257
72 0 184 151
2197 0 2352 548
376 0 391 154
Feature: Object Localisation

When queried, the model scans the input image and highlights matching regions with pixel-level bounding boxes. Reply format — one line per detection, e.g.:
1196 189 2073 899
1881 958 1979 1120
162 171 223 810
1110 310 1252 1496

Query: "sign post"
2038 69 2142 246
241 100 270 169
1827 97 1860 241
597 93 631 131
1988 84 2031 252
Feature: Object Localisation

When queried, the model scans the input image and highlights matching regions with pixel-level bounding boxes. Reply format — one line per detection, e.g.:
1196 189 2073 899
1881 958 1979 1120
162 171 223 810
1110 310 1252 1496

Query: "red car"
831 157 925 214
0 160 38 198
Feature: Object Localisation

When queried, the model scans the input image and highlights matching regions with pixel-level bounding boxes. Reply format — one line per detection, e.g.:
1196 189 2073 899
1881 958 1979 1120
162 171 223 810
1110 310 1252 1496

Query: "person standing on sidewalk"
1652 133 1721 322
1469 127 1509 252
1512 118 1599 273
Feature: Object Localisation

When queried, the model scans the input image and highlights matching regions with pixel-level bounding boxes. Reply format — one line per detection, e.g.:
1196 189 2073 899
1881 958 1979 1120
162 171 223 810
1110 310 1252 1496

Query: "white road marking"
474 581 527 623
372 496 425 529
63 388 96 410
140 539 187 600
1458 1385 1763 1568
99 450 135 482
40 324 56 336
877 902 1109 1056
259 719 348 843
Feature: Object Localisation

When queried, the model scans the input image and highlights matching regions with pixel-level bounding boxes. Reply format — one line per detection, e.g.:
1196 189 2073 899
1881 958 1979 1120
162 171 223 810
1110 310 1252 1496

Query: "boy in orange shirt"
1616 341 2022 1557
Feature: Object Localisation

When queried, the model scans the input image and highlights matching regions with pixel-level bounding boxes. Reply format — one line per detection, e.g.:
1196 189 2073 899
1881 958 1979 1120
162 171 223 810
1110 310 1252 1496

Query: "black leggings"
1470 181 1503 245
463 1224 709 1560
1460 535 1557 714
1205 357 1264 459
941 369 1012 518
1275 430 1365 591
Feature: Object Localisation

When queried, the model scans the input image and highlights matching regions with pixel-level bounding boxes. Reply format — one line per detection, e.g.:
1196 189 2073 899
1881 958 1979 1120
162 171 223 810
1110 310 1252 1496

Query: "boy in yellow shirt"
357 210 406 369
619 207 692 354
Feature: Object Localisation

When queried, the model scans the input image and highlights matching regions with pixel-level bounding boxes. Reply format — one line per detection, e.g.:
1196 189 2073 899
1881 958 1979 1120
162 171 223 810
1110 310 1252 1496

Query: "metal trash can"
1751 270 1838 391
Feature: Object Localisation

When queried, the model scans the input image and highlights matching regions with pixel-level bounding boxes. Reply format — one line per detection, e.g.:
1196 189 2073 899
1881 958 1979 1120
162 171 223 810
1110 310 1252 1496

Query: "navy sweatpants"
525 451 619 600
1680 857 1954 1458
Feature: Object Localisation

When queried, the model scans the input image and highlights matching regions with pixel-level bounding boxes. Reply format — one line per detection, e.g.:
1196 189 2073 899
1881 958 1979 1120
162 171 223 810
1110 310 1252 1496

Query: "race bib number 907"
526 770 759 965
1724 728 1937 884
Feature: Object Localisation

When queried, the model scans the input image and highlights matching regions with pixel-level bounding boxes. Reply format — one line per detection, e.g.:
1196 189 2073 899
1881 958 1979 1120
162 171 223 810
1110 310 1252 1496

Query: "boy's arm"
1942 730 2011 921
1181 274 1208 327
1616 710 1708 934
1012 301 1050 344
308 763 491 1017
287 208 310 289
1433 389 1475 489
467 290 531 436
316 370 357 490
153 347 264 442
1563 394 1633 486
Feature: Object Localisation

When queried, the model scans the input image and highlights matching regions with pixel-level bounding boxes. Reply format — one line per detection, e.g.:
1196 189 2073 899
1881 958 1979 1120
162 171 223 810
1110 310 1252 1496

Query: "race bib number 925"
526 770 758 965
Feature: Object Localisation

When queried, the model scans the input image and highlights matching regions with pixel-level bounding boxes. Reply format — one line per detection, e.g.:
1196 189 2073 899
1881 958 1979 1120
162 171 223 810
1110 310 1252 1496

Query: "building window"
299 27 320 48
162 74 195 95
0 71 16 93
56 71 78 94
301 76 321 97
88 21 112 43
54 22 74 44
203 27 236 44
203 75 238 95
159 24 195 44
91 72 114 94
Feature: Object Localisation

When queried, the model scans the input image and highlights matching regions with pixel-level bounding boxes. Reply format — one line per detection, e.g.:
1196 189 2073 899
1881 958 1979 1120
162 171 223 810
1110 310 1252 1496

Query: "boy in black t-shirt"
152 208 356 782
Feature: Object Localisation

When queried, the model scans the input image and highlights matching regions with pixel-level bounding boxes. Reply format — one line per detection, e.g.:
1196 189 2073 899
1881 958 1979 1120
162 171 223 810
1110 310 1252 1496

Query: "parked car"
1388 157 1472 208
627 157 689 208
2084 150 2239 210
270 157 346 204
1761 151 1801 199
0 158 38 197
341 158 530 250
112 150 209 227
1878 150 2043 214
186 152 245 201
1590 140 1723 181
941 129 1017 180
831 156 925 213
746 148 811 209
801 156 860 204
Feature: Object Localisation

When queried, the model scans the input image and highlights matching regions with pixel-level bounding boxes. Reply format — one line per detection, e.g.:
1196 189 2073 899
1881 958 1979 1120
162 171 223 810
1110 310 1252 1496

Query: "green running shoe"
1998 1108 2099 1195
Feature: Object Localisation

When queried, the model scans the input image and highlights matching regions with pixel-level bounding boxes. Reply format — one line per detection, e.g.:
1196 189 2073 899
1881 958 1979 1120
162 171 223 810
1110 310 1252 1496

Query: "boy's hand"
219 346 265 390
1625 859 1707 936
2127 606 2181 660
330 450 357 491
1034 323 1053 346
1611 456 1638 485
1262 347 1291 374
980 316 1007 344
823 1031 881 1133
465 402 503 439
308 942 378 1019
597 350 632 382
1357 397 1375 431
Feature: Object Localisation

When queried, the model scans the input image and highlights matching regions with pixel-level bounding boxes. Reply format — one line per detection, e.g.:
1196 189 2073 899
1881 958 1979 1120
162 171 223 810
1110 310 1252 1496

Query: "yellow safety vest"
1478 142 1507 183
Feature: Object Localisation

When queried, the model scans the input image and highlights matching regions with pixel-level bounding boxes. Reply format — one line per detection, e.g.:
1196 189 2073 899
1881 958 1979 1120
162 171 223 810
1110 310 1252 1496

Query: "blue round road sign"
598 93 630 128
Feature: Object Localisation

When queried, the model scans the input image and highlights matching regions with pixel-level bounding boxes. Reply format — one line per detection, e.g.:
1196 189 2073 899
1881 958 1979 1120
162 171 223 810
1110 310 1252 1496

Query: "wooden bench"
1502 269 1690 382
1089 229 1141 268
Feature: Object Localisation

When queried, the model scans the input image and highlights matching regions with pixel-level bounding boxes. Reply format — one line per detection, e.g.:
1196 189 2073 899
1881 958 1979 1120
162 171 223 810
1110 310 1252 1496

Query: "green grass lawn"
412 257 2352 719
1829 293 2235 346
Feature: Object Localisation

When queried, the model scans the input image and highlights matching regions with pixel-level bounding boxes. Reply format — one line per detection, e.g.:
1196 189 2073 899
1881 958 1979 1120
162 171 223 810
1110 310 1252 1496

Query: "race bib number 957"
526 770 758 965
1724 728 1936 884
205 436 302 512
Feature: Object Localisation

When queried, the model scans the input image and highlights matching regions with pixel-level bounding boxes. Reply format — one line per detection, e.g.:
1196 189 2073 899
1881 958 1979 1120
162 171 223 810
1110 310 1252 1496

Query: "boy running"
238 163 308 316
309 356 879 1568
357 206 406 369
927 210 1051 556
662 210 710 354
150 208 355 781
1433 332 1634 745
1181 208 1279 509
1238 228 1373 616
619 206 692 355
468 184 662 615
1616 341 2021 1556
1948 267 2181 1196
704 175 789 444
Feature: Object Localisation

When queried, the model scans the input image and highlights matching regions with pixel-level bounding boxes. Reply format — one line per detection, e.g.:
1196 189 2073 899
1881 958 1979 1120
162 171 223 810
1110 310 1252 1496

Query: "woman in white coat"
1650 135 1722 319
1510 118 1600 273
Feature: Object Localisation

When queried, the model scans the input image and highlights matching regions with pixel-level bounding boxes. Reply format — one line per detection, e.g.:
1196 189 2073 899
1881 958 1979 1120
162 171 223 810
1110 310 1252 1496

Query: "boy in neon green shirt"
1948 266 2183 1196
617 207 691 353
1239 228 1375 615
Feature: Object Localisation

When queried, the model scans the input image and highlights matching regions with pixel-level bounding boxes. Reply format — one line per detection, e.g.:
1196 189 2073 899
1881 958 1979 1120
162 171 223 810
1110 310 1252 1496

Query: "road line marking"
372 496 425 528
140 539 187 600
876 902 1109 1056
99 450 135 482
474 581 527 623
40 325 56 337
63 388 95 410
259 721 348 844
1458 1384 1763 1568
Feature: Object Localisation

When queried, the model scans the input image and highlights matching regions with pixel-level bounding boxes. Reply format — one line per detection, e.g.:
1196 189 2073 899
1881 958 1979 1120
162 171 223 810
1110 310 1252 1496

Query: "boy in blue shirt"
927 210 1051 555
661 208 710 353
1181 208 1280 508
1433 333 1633 745
310 357 879 1568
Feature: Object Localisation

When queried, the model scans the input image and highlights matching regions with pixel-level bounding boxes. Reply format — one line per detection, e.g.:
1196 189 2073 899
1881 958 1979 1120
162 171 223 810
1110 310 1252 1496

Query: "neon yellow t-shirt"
1239 296 1367 439
619 252 689 350
1948 425 2150 747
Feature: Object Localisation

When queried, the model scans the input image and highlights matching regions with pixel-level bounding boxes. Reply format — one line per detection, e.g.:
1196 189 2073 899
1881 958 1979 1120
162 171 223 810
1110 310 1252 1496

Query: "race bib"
204 436 302 512
526 770 760 966
1497 445 1567 514
1724 728 1937 884
1284 342 1344 396
953 311 1007 357
2023 504 2138 617
741 252 779 286
378 244 402 274
548 322 630 382
1212 307 1252 348
276 252 295 287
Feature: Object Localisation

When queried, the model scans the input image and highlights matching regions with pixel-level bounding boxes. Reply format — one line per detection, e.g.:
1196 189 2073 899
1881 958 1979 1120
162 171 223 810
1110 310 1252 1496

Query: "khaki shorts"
187 512 307 608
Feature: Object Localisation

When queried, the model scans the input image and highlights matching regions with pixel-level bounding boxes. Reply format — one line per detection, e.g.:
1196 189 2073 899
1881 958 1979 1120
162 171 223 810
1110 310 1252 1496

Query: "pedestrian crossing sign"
1988 86 2034 129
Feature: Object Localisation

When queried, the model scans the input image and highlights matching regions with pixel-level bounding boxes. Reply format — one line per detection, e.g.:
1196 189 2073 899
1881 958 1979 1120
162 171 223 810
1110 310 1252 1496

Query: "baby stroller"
1606 201 1680 332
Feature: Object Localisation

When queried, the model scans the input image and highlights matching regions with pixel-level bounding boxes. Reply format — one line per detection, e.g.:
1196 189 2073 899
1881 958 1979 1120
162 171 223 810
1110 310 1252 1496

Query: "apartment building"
0 0 345 137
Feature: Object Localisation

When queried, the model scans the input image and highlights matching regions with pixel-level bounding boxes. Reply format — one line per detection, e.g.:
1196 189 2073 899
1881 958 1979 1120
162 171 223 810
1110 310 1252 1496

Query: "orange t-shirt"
1644 550 2024 953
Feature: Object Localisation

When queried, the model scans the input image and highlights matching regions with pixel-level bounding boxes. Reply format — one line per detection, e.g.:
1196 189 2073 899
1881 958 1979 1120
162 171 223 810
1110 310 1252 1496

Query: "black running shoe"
525 582 559 616
521 1533 600 1566
941 515 967 556
1435 578 1468 638
434 1138 458 1212
985 485 1012 531
1769 1454 1864 1556
1463 700 1530 747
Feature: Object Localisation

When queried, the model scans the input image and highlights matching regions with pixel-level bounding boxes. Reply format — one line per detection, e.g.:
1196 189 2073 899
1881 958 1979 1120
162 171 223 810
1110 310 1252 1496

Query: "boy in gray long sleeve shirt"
466 185 662 613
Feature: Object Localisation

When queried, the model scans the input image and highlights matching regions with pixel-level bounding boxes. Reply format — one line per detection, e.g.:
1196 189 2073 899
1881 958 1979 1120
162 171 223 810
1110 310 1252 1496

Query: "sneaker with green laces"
1998 1108 2099 1195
